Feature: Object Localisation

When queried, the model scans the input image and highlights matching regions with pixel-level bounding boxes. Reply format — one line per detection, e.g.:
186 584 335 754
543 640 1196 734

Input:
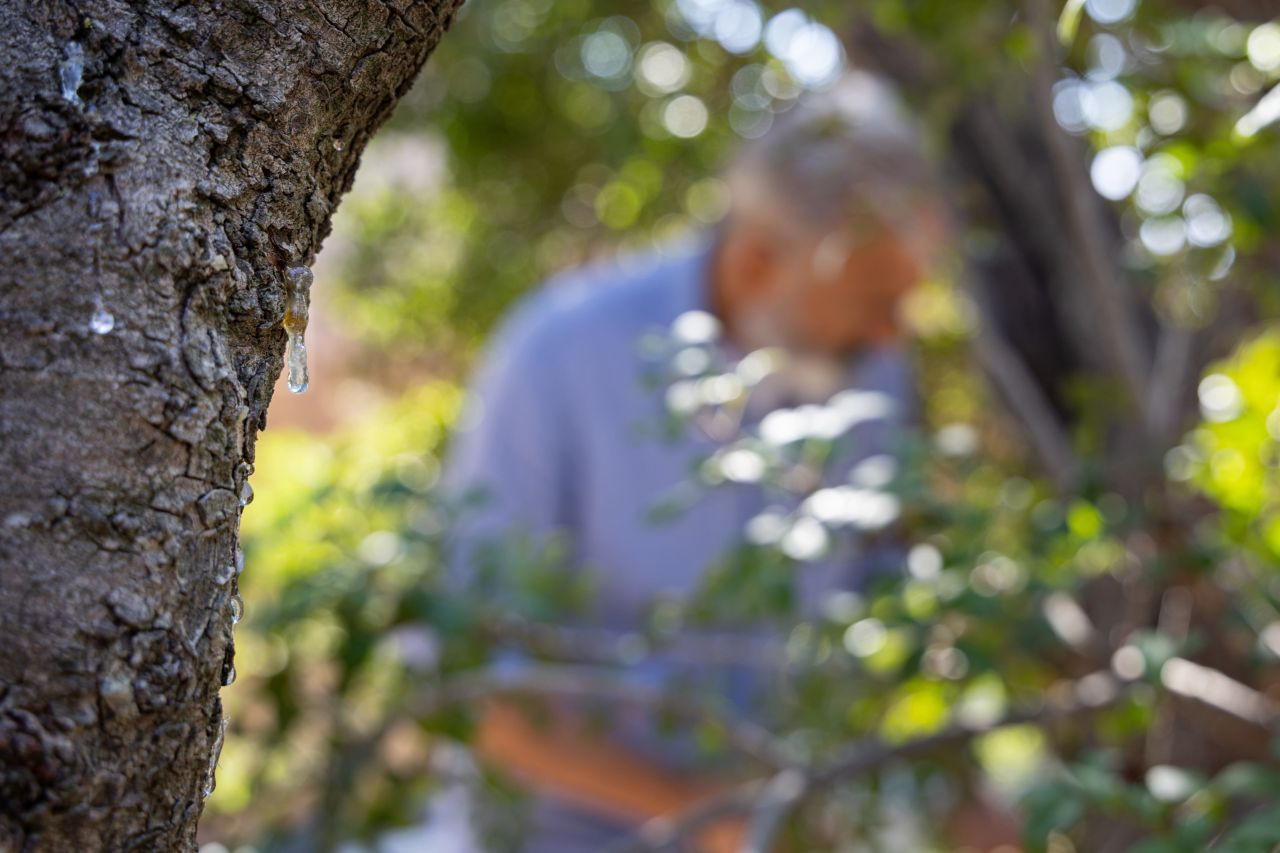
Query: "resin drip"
202 716 229 798
284 266 313 394
60 41 84 105
89 302 114 335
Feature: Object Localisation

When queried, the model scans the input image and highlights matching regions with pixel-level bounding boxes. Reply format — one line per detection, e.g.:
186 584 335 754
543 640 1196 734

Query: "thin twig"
1023 0 1151 416
1145 322 1196 442
620 656 1280 853
613 670 1133 852
975 323 1079 491
488 617 790 670
959 99 1086 279
740 769 808 853
426 663 798 769
1161 657 1280 729
330 659 798 803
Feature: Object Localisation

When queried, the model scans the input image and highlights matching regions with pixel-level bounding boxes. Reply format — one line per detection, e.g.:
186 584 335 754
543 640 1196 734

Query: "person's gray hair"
728 71 936 230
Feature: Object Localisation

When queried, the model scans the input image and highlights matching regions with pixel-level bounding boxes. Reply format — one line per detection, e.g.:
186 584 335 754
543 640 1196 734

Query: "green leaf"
1057 0 1087 46
1213 808 1280 852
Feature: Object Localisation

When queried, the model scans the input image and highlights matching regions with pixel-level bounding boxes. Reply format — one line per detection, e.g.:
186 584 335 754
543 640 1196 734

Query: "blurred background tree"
199 0 1280 850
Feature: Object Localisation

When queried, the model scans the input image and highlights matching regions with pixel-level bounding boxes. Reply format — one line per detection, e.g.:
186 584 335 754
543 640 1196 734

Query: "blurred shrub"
204 0 1280 849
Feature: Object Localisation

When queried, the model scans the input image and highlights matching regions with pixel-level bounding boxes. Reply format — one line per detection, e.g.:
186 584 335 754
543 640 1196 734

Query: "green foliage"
209 383 592 846
1178 331 1280 554
208 0 1280 849
325 0 875 362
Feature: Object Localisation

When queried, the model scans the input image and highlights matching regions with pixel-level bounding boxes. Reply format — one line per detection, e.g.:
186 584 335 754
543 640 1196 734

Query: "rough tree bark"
0 1 461 848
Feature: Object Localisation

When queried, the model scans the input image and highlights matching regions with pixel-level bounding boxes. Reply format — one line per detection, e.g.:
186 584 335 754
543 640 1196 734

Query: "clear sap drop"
229 594 243 625
333 138 345 151
223 665 236 686
283 266 312 394
203 716 228 798
60 41 84 105
84 140 100 177
239 480 254 507
285 265 314 296
89 306 114 334
286 331 308 394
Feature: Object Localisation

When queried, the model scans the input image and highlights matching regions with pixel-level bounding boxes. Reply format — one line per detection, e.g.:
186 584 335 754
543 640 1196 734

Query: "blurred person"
444 72 949 851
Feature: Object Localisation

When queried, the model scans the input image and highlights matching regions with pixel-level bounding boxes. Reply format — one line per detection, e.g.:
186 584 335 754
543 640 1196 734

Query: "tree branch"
1161 657 1280 729
420 663 797 769
975 322 1080 491
321 657 799 823
740 769 808 853
486 618 789 671
1023 0 1151 416
611 670 1132 852
1145 322 1197 443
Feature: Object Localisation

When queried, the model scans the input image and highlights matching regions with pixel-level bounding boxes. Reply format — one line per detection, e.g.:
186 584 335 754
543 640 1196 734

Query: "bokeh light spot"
1085 0 1136 25
663 94 709 138
1091 145 1142 200
1247 23 1280 73
635 41 690 95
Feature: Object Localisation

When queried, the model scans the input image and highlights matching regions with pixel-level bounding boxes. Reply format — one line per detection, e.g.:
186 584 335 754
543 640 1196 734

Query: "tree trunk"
0 1 460 848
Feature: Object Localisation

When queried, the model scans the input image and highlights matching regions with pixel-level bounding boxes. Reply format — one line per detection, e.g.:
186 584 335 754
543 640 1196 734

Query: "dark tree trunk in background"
0 1 459 848
852 5 1250 493
851 7 1265 846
